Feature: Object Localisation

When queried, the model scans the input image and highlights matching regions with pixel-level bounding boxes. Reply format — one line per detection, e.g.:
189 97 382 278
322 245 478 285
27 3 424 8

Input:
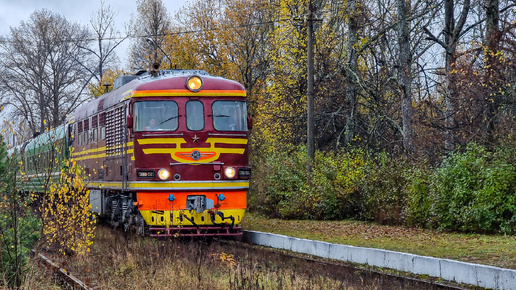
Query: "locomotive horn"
149 62 161 77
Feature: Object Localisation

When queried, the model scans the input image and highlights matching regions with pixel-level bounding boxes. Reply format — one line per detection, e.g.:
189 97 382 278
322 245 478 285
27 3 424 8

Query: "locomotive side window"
133 101 178 132
99 112 106 141
186 101 204 131
92 115 98 143
77 121 82 146
83 118 90 145
93 128 98 142
213 101 248 131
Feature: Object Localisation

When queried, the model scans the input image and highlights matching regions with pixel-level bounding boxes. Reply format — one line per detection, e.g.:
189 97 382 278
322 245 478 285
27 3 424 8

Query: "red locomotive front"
71 70 250 236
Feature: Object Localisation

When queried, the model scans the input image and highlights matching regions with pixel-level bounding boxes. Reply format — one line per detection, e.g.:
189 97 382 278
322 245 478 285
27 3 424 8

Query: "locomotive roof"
71 70 246 122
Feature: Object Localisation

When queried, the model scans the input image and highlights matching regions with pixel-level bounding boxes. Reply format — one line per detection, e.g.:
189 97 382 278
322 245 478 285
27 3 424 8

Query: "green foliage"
429 143 516 234
359 153 411 224
250 141 516 235
251 145 309 218
404 166 432 227
250 145 370 220
0 210 40 287
308 149 367 220
0 137 40 288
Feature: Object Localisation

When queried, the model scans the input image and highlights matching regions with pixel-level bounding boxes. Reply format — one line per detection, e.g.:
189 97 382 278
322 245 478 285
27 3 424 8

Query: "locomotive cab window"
186 101 204 131
133 101 178 132
213 101 248 131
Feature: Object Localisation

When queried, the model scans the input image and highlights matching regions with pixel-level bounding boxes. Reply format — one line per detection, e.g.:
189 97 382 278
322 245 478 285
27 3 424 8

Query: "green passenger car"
20 125 69 192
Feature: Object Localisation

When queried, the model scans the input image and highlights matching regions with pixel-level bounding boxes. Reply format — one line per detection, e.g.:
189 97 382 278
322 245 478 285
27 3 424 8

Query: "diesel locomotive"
20 69 251 237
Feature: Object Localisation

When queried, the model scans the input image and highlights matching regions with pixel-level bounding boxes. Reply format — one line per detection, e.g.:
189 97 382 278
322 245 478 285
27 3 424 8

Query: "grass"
241 211 516 269
21 211 516 289
34 227 384 290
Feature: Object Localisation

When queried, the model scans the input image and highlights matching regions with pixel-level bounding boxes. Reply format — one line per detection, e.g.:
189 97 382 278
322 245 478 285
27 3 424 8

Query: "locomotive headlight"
158 168 170 180
224 167 236 179
186 75 203 92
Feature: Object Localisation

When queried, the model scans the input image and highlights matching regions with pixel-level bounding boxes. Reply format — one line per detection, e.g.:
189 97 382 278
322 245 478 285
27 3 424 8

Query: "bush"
40 160 96 256
250 141 516 234
249 145 309 218
308 149 368 220
250 145 370 220
404 165 432 227
0 208 40 287
429 143 516 234
0 139 40 288
359 153 412 225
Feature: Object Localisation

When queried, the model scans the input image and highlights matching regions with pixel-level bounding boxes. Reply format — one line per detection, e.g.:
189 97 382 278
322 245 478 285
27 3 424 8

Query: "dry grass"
19 263 60 290
242 212 516 269
22 210 509 289
26 226 422 290
42 228 352 289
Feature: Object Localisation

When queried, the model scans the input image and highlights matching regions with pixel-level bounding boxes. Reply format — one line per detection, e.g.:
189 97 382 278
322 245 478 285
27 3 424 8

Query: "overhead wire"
0 14 311 45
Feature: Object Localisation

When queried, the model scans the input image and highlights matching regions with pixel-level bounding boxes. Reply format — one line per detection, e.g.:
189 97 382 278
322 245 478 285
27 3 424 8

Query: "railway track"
31 227 473 289
33 250 91 290
216 239 470 290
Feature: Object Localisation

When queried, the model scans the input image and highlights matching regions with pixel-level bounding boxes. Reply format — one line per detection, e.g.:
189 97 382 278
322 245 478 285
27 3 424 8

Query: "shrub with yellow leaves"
40 159 96 256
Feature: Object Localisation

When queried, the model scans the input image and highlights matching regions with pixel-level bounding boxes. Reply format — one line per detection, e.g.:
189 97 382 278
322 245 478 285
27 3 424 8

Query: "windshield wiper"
159 115 179 125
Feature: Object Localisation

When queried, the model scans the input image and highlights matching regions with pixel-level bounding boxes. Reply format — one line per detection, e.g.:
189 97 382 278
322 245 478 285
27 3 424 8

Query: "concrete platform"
242 230 516 290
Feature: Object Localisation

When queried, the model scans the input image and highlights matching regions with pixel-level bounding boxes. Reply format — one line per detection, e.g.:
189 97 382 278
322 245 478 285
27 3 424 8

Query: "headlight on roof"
186 75 203 92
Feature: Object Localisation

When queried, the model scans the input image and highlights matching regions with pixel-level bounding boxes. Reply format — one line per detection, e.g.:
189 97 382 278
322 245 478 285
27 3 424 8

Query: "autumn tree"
156 0 515 159
344 0 360 146
39 159 96 256
163 0 270 112
480 0 516 145
423 0 471 151
256 0 310 150
127 0 172 70
0 10 94 133
397 0 414 152
164 0 237 77
16 126 96 257
417 0 516 151
81 0 126 82
221 0 271 105
87 68 126 98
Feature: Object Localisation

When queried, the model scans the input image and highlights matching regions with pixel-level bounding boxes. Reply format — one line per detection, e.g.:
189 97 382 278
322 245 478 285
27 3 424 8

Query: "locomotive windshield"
133 101 178 132
213 101 248 131
186 101 204 131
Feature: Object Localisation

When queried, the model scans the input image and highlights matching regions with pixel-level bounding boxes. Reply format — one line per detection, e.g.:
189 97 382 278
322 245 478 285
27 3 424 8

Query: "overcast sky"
0 0 187 66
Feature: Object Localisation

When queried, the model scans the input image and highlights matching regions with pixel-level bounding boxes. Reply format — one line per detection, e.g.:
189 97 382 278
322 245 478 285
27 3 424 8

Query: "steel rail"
33 250 91 290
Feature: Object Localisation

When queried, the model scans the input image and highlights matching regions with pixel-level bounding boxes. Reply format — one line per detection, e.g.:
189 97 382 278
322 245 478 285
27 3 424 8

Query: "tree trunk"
397 0 413 152
443 0 456 152
442 0 469 152
345 0 358 145
484 0 500 145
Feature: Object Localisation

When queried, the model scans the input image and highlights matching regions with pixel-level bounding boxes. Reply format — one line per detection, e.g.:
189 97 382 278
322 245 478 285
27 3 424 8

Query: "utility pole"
307 2 315 174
